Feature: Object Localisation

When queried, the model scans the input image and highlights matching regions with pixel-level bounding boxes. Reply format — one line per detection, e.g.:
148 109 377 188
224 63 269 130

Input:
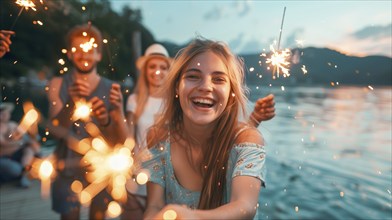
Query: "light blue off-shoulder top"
142 139 266 219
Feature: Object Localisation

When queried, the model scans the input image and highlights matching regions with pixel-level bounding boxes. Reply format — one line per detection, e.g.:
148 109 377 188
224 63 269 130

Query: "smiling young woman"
143 38 266 220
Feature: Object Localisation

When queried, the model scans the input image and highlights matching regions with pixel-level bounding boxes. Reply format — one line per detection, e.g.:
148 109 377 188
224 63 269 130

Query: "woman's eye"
213 77 227 83
148 64 157 69
186 74 199 79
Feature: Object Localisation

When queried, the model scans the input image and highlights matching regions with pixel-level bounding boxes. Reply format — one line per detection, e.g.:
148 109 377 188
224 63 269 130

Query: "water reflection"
251 85 391 219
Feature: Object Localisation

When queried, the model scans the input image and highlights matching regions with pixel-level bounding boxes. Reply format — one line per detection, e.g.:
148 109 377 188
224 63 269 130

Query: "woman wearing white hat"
122 43 172 219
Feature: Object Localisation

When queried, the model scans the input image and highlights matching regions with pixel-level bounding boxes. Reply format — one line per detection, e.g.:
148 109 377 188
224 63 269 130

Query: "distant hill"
241 47 392 86
162 42 391 86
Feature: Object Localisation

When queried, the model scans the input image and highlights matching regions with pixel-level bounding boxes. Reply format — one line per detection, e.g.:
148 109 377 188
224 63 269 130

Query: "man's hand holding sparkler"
68 79 91 103
109 83 125 122
90 96 109 127
90 83 129 145
0 30 15 58
108 83 129 144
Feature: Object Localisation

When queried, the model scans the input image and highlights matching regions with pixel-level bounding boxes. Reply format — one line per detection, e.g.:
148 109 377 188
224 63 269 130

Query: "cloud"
284 28 305 48
234 1 252 17
203 1 252 21
239 38 264 55
351 23 392 40
203 6 226 20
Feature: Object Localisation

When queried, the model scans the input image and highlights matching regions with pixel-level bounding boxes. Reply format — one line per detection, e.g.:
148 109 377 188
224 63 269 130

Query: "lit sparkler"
72 99 92 121
12 107 40 140
65 123 138 210
264 6 292 78
39 159 54 198
10 0 37 30
79 139 135 206
265 45 291 78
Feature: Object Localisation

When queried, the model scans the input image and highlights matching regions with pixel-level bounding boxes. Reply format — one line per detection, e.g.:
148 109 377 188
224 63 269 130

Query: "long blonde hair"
149 38 249 209
132 62 151 124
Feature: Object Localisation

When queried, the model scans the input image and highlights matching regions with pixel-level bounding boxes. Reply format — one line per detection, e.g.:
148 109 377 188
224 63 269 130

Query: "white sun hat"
136 43 173 71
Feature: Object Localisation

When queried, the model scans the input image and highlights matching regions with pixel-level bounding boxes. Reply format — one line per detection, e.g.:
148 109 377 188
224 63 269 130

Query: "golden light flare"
39 160 54 180
28 156 56 199
163 209 177 220
72 100 91 121
71 180 83 194
264 44 291 78
80 137 137 206
15 0 37 11
136 172 149 185
32 20 43 25
79 37 97 53
106 201 122 218
107 151 133 172
15 107 40 139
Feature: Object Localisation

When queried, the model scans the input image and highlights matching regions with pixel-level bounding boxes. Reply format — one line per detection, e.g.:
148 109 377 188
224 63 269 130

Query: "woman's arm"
151 176 261 220
144 182 166 219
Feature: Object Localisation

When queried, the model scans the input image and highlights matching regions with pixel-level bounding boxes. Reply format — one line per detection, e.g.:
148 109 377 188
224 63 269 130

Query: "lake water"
248 86 392 219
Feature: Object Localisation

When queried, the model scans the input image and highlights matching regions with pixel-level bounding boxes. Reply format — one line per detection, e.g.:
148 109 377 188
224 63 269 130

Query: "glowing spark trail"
265 45 291 77
15 0 36 10
11 0 37 30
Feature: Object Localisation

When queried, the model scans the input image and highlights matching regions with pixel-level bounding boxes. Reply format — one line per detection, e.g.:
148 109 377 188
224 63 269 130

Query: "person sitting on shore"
0 102 41 188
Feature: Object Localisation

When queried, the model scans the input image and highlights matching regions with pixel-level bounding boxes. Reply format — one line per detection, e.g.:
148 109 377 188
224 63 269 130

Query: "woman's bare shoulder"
234 123 264 145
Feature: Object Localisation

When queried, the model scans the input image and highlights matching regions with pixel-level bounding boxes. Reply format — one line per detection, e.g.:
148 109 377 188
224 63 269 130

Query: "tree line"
0 0 156 83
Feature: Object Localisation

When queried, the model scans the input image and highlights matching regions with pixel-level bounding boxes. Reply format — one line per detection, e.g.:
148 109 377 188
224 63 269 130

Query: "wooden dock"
0 146 119 220
1 179 61 220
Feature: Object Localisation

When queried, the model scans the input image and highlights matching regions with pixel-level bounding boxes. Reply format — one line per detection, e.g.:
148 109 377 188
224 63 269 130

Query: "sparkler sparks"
79 37 97 53
73 100 91 121
15 0 37 11
81 140 134 204
11 0 37 30
264 6 292 78
265 45 291 78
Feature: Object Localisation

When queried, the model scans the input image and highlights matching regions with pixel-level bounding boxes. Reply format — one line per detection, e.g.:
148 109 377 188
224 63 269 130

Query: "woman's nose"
198 78 213 92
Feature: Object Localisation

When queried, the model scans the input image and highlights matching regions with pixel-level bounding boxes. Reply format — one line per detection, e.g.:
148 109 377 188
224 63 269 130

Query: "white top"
126 94 164 151
126 94 164 196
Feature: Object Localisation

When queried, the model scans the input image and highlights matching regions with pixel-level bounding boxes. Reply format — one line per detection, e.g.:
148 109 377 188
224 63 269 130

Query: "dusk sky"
110 0 391 57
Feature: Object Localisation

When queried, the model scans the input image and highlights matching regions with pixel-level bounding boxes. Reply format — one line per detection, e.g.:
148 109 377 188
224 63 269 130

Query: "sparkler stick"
9 7 23 31
103 38 114 72
10 0 37 31
265 6 291 78
277 7 286 51
273 6 287 77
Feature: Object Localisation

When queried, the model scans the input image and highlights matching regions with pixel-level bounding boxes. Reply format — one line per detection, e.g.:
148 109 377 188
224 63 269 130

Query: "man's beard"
73 62 97 74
